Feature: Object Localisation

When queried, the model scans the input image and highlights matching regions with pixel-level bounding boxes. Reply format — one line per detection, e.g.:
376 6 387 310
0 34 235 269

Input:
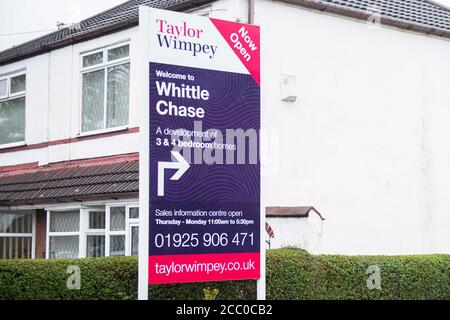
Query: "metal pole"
138 5 150 300
257 207 266 300
256 0 265 297
248 0 255 24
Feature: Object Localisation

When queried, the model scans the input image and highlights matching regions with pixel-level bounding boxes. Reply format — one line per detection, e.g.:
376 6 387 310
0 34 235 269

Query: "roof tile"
0 160 139 205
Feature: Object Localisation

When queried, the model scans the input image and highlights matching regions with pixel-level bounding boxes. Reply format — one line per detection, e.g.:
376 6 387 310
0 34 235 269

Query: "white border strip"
138 5 151 300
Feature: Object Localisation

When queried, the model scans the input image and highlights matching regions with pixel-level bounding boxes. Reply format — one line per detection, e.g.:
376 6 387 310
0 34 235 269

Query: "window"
89 210 106 229
0 72 26 146
86 235 105 257
81 44 130 133
0 212 34 259
86 210 106 257
130 225 139 256
85 206 133 257
129 207 139 219
109 206 126 256
47 210 80 259
129 206 139 256
47 203 138 259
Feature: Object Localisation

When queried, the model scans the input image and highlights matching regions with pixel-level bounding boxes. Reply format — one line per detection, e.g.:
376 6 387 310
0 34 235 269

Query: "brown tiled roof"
1 0 450 66
266 206 325 220
0 158 325 214
0 0 216 66
0 156 138 206
280 0 450 38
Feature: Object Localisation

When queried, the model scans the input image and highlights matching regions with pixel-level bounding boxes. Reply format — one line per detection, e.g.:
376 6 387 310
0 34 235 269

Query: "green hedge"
0 249 449 300
0 256 138 300
266 249 450 300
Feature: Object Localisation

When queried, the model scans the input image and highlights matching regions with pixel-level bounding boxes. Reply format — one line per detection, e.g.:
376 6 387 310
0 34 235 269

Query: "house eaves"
0 0 216 66
278 0 450 40
1 0 450 66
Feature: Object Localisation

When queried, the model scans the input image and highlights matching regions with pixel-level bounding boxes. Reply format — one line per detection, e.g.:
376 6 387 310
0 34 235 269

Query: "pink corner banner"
149 252 260 284
210 18 260 85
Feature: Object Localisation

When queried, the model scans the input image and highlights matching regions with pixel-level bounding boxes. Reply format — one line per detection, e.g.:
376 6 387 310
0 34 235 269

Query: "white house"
266 207 325 253
0 0 449 260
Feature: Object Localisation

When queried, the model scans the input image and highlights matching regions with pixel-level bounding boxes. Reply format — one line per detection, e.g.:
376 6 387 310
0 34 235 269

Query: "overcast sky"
1 0 450 51
0 0 127 51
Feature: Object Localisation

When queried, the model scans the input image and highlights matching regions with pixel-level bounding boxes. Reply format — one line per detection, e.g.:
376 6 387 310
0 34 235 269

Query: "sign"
139 7 260 287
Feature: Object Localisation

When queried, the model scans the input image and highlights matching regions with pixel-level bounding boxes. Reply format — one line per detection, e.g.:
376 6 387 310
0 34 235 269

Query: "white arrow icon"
158 151 190 197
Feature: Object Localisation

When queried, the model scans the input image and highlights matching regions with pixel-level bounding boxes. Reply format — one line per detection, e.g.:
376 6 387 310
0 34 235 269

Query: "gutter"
0 192 140 209
3 0 450 66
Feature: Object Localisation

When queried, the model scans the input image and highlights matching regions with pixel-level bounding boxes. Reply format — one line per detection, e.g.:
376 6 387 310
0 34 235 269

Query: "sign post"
139 6 261 299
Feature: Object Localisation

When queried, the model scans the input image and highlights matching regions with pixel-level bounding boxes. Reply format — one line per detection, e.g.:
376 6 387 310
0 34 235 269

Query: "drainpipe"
248 0 255 24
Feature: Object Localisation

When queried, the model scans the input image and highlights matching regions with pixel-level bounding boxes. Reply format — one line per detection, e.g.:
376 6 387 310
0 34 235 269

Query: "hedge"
266 249 450 300
0 248 448 300
0 256 137 300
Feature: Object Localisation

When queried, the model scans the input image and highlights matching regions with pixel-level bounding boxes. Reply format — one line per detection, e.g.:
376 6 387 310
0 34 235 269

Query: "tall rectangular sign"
139 7 260 287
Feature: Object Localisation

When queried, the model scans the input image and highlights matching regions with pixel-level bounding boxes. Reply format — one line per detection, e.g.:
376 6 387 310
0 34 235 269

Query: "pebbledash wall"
0 0 449 260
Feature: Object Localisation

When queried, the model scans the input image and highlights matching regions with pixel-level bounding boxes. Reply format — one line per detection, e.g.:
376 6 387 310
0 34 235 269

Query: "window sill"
76 126 130 139
0 141 26 150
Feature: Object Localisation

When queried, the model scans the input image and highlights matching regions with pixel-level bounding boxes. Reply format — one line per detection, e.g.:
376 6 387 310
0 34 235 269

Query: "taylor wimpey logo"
156 19 218 59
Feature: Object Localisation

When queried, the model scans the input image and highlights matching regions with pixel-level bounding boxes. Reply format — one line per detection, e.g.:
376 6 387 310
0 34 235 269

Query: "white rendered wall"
0 28 141 167
266 216 324 254
0 2 240 168
256 0 450 255
1 0 449 255
0 54 50 145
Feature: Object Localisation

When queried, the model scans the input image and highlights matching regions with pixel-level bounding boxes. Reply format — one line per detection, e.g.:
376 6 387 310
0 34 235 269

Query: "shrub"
266 248 450 300
0 256 137 300
0 249 448 300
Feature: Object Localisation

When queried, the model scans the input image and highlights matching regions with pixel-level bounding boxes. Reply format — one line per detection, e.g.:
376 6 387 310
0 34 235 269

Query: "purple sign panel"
147 11 260 284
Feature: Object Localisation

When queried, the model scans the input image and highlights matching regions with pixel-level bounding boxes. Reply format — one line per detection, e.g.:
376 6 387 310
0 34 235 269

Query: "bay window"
81 43 130 133
0 212 34 259
0 72 26 146
46 203 138 259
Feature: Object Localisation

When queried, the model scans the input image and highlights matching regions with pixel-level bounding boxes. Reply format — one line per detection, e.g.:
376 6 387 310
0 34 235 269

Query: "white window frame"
79 42 130 136
107 205 126 256
0 78 8 100
45 202 138 259
0 211 35 259
128 205 139 256
84 208 107 257
0 70 27 149
86 208 107 232
46 207 82 259
106 203 138 257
